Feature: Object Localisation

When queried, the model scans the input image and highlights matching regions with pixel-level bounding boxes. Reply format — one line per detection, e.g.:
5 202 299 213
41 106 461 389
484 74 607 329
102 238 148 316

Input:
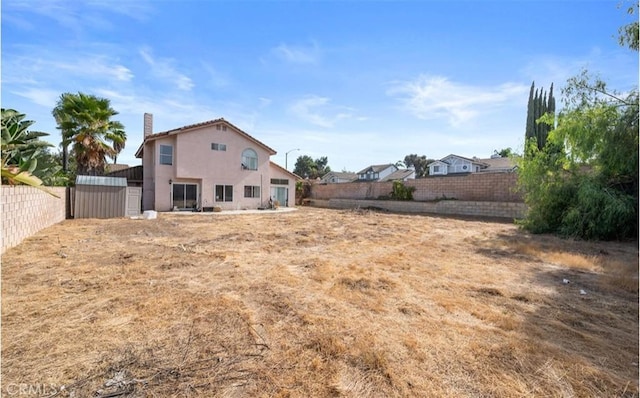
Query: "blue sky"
2 0 638 172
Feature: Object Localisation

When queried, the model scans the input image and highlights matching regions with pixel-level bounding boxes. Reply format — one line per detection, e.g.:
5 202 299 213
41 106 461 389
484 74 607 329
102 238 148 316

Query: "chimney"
144 113 153 137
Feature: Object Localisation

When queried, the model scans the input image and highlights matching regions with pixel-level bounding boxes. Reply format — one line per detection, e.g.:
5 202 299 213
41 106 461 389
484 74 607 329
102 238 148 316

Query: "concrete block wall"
311 172 522 203
311 199 527 220
2 186 67 253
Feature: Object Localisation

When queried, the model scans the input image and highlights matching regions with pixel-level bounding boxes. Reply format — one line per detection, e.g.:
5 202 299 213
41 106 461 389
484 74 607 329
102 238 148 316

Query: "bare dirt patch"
2 207 638 397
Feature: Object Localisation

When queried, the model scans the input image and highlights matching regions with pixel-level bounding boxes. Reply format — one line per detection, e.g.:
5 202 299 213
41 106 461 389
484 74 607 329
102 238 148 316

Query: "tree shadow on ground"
471 229 639 397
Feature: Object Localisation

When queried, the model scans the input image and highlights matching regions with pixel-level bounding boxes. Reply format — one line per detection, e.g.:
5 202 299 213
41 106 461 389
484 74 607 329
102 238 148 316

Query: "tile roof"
135 118 277 158
380 169 415 182
321 171 357 180
270 161 302 180
356 164 395 175
475 157 517 171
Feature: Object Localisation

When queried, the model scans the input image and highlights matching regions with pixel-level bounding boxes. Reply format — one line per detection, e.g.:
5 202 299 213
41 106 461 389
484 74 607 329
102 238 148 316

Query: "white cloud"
201 62 230 88
288 95 366 128
387 75 529 127
258 97 272 108
55 57 134 82
289 95 333 127
12 88 60 108
3 0 152 32
140 48 194 91
273 42 320 64
4 51 133 85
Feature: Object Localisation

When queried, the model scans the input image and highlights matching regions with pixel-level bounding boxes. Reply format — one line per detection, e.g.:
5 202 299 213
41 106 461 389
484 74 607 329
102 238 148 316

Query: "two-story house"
356 164 415 182
135 114 299 211
427 154 516 176
320 171 357 184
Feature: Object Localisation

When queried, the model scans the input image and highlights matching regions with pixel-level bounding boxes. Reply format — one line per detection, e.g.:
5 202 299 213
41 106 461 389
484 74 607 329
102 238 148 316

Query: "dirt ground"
2 207 638 397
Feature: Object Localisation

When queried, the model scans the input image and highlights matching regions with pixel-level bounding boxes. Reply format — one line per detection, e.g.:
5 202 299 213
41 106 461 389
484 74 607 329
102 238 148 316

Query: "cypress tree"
526 82 536 142
525 81 556 153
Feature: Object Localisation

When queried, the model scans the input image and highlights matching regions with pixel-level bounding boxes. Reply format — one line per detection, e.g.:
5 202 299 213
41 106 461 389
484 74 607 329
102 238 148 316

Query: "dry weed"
2 208 637 397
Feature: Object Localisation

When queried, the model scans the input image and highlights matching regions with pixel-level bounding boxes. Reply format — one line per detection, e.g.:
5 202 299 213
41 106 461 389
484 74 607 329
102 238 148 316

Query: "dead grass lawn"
2 207 638 397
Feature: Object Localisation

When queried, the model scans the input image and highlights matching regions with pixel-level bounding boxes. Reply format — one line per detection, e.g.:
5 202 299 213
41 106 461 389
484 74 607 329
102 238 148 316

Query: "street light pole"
285 148 300 170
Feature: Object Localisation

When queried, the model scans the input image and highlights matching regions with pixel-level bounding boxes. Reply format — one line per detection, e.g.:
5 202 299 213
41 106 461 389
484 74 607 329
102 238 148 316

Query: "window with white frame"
215 185 233 202
433 165 440 173
159 144 173 165
211 143 227 151
241 148 258 170
244 185 260 198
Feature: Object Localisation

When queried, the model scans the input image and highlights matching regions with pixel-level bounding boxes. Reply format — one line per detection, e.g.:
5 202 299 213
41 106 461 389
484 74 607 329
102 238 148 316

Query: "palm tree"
52 92 126 175
106 123 126 164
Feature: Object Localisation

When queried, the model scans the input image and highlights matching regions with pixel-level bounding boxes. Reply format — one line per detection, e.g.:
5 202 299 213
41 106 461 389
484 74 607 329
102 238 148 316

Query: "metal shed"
74 175 131 219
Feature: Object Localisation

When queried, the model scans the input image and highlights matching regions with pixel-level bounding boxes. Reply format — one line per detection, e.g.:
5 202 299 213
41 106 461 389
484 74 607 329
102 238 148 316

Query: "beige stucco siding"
152 136 177 211
269 163 297 207
171 126 272 210
142 142 156 210
141 120 291 211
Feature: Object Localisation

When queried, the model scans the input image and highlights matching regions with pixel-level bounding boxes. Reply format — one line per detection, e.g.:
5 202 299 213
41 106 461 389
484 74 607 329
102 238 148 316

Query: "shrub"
389 181 415 201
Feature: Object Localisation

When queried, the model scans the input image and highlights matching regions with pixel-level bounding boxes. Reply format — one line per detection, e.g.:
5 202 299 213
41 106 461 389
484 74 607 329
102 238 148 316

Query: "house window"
215 185 233 202
211 143 227 151
216 125 227 131
241 148 258 170
159 145 173 165
244 185 260 198
434 165 440 173
270 178 289 185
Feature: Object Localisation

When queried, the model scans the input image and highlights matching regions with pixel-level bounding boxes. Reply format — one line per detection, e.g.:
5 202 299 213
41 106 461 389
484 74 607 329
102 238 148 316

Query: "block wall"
2 186 67 253
311 199 527 220
311 172 522 202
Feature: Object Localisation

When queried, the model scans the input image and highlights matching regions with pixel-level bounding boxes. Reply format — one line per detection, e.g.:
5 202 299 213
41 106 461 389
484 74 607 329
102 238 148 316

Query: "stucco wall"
2 186 66 253
311 172 522 202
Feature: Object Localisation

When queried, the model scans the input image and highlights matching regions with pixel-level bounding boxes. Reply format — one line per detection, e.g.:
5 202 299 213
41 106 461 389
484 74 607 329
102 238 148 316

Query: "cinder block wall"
311 199 527 219
2 186 67 253
311 172 522 202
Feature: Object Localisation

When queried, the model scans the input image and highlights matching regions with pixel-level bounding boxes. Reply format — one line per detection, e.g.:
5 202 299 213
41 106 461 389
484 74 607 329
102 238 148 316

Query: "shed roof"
75 175 127 187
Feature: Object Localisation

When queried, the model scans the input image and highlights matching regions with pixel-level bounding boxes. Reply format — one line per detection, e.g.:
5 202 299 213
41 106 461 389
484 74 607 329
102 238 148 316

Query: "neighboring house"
356 164 398 181
380 168 415 182
427 154 517 176
320 171 357 184
135 114 299 211
105 163 131 173
477 156 518 173
105 165 143 187
356 164 415 182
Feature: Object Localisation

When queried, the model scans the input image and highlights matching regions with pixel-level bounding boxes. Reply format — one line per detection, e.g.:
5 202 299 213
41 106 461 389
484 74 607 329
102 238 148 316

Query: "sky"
2 0 638 173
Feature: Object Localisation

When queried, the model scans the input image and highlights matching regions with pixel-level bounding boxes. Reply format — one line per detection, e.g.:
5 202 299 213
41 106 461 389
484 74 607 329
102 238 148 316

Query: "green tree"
403 154 433 178
518 5 638 240
107 126 127 164
52 92 126 176
525 82 556 151
496 148 514 158
389 180 415 201
1 108 60 195
618 2 638 50
518 77 638 239
293 155 331 179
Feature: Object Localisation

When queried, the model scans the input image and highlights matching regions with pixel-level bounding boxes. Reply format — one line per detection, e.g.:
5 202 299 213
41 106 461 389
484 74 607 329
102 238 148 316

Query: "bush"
389 181 415 201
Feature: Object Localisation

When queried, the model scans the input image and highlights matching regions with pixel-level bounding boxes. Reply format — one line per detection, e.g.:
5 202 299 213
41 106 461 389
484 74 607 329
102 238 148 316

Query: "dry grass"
2 207 638 397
